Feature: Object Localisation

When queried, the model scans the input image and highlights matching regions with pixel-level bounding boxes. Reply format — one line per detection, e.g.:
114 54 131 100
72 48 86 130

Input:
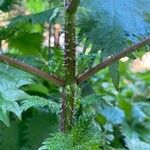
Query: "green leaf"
21 83 49 96
0 109 9 126
126 139 150 150
39 115 101 150
21 96 60 114
39 133 73 150
0 63 33 125
0 63 33 87
118 99 132 120
81 94 112 108
49 8 61 22
132 103 148 122
9 32 43 56
2 89 27 101
2 99 22 118
26 0 48 13
0 92 22 122
80 0 150 42
0 0 16 12
8 8 57 27
81 94 125 125
24 111 58 150
0 121 20 150
98 106 125 125
78 4 127 56
121 123 139 140
95 114 107 125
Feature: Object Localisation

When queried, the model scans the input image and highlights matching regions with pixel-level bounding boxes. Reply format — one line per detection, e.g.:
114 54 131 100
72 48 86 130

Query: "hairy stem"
77 37 150 84
66 0 80 14
61 0 80 132
0 55 64 86
61 12 76 132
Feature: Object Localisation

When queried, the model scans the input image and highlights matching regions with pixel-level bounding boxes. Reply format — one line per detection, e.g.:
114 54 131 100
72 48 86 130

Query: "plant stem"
61 12 76 132
48 24 51 57
61 0 80 132
0 55 64 86
77 37 150 84
0 40 3 54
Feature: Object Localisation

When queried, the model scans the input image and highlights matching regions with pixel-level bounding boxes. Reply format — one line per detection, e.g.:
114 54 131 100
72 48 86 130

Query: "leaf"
98 106 125 125
0 92 22 123
121 123 139 140
2 99 22 118
49 8 61 22
78 4 127 56
26 0 48 13
8 8 57 27
0 109 9 126
81 0 150 39
0 63 33 87
0 121 20 150
0 63 33 125
81 94 124 125
8 32 43 56
81 94 112 108
21 96 60 114
39 115 101 150
118 99 132 120
24 111 58 150
0 65 30 90
132 103 147 122
126 139 150 150
0 0 16 12
21 83 49 96
95 114 107 125
1 7 63 42
39 133 73 150
2 89 27 101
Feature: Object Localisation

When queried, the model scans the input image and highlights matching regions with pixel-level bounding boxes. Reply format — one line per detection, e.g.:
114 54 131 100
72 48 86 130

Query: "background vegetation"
0 0 150 149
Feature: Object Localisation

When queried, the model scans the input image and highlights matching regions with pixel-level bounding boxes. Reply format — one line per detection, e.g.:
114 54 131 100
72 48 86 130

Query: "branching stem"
77 37 150 84
0 55 64 86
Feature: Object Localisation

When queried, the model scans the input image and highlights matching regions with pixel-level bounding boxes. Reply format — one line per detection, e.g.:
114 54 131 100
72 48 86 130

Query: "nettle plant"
0 0 150 149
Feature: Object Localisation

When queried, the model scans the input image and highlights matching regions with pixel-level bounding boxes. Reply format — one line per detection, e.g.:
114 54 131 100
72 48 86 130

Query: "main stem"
60 10 76 132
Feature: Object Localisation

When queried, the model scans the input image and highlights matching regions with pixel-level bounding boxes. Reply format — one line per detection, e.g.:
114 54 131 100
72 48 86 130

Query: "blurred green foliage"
0 0 150 149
